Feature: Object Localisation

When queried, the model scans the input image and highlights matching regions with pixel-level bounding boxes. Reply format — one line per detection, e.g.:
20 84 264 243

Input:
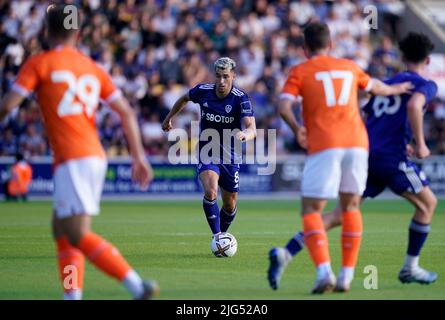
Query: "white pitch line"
152 231 282 236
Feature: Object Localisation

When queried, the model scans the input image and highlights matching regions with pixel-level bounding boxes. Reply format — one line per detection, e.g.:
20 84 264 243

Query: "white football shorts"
301 148 369 199
53 156 107 218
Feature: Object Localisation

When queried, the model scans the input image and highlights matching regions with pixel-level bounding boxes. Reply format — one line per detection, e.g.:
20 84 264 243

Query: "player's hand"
406 144 415 157
235 131 246 142
296 126 307 149
395 81 414 95
162 118 173 132
132 157 154 189
414 143 430 159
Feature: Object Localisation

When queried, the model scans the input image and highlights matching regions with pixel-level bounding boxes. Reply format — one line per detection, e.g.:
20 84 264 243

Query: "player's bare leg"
57 214 159 299
334 193 363 292
399 187 438 284
220 187 238 233
301 198 336 294
200 170 219 201
58 214 91 246
323 206 343 230
199 170 222 236
403 187 437 224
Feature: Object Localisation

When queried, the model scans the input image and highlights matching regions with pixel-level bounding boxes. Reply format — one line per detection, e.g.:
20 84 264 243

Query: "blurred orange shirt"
13 46 120 166
281 55 372 155
8 161 33 195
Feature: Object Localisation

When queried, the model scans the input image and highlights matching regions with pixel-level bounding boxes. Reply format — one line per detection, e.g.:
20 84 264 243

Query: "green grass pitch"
0 199 444 300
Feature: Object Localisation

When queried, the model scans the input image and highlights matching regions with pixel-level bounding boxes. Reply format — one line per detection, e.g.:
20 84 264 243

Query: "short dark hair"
15 153 24 162
399 32 435 64
46 4 80 40
303 22 331 52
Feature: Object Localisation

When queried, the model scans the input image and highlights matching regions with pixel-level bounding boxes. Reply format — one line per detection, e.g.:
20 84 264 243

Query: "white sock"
316 262 332 279
123 269 144 299
339 267 355 283
63 289 82 300
282 248 292 262
404 255 419 269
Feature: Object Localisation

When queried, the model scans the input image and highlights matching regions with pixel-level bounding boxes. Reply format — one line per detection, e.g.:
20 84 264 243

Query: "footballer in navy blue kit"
162 57 257 251
362 71 437 198
188 81 254 193
267 32 439 289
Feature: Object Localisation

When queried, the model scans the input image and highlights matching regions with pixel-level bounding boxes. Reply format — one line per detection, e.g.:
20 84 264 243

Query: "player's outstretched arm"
237 116 257 142
162 93 190 132
369 78 413 96
0 91 25 121
108 96 153 188
407 92 430 159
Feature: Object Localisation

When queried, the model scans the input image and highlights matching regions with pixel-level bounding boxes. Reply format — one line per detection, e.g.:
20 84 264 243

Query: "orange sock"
56 236 84 296
341 211 363 267
303 213 330 267
77 232 131 281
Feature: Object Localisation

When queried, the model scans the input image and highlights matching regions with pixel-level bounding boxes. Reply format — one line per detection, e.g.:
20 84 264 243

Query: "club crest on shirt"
225 105 232 113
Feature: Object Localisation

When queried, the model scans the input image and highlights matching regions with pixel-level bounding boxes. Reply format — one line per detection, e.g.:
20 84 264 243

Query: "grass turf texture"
0 200 444 300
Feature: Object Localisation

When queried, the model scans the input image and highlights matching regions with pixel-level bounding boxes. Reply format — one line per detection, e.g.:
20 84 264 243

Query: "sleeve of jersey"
12 57 40 97
416 81 438 103
188 85 201 103
356 65 373 92
279 68 300 101
97 64 122 103
240 94 254 117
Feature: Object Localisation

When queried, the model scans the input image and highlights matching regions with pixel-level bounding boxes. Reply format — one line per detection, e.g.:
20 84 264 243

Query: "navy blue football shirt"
188 83 254 164
363 71 437 159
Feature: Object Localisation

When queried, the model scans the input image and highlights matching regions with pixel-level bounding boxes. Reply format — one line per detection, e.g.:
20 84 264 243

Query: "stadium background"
1 0 445 198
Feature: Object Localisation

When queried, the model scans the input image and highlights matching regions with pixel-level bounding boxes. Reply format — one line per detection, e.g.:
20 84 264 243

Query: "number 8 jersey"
363 71 437 158
280 55 372 155
12 46 119 166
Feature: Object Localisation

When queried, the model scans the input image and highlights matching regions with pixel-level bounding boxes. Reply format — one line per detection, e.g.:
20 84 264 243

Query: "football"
211 232 238 257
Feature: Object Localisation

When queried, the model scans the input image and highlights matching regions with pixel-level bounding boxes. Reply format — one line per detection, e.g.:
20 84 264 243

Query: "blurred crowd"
1 0 445 159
